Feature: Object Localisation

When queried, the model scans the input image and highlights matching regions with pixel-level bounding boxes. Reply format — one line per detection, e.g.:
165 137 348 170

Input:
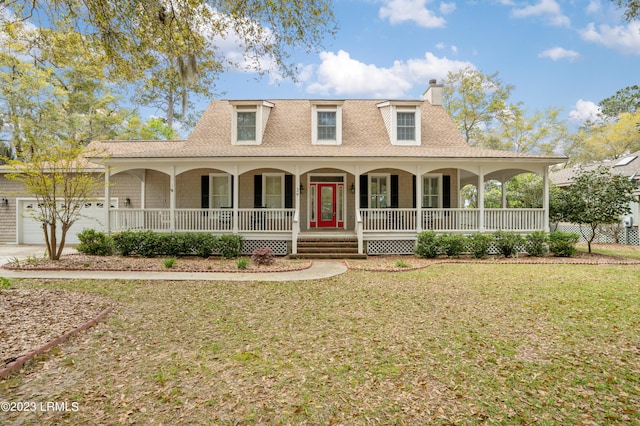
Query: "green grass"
577 243 640 260
2 264 639 425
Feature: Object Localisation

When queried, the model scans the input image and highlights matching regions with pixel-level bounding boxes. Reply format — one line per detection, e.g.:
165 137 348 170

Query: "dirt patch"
2 253 313 273
0 289 109 366
346 251 640 271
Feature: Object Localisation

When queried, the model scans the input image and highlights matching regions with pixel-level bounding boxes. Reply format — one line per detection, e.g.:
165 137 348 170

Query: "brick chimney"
423 79 443 106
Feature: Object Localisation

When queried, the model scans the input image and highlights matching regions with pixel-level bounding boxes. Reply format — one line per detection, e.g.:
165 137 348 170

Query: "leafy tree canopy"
598 85 640 118
612 0 640 21
551 165 636 252
2 0 337 81
0 21 135 158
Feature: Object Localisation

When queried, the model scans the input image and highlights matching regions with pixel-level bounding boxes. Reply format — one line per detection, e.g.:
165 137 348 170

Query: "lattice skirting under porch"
366 239 526 256
241 239 289 256
554 223 640 246
366 239 416 255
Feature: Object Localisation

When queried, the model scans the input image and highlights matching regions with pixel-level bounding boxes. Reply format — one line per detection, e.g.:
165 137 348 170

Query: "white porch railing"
109 208 295 233
109 209 172 232
360 208 417 231
359 208 545 232
237 209 295 232
109 208 544 234
484 208 545 231
175 209 234 232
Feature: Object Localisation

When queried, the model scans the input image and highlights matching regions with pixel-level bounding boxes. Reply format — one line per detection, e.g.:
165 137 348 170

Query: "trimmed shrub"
112 230 159 257
193 233 219 258
251 247 275 266
158 233 195 257
467 233 493 259
525 231 549 257
493 231 525 258
549 231 579 257
415 231 440 258
76 229 113 256
217 234 244 259
438 233 467 257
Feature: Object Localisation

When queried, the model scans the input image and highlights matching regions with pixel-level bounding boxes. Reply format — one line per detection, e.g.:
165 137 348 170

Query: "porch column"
292 169 300 255
543 166 550 232
104 168 111 234
355 166 363 254
140 174 146 209
233 167 239 233
501 178 507 208
415 166 422 233
170 166 176 232
478 166 485 232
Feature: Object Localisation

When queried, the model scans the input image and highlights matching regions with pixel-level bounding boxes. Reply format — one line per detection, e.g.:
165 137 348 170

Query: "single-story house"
550 151 640 244
0 81 566 255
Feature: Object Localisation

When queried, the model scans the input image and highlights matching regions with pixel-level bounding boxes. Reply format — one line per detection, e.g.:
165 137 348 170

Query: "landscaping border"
0 305 113 379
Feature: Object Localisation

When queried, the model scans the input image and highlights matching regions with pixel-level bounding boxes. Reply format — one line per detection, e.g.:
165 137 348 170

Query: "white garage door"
19 199 113 244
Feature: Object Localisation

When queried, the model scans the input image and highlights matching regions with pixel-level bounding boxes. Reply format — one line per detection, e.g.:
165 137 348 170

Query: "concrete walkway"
0 244 348 281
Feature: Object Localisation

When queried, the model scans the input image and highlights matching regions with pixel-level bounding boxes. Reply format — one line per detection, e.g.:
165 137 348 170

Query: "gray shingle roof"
550 150 640 187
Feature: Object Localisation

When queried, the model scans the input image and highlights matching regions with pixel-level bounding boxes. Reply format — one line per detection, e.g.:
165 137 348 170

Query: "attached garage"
17 199 113 244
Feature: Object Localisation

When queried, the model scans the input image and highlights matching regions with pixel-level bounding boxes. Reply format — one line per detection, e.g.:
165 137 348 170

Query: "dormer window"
318 111 336 140
237 111 256 141
311 101 343 145
377 101 422 146
397 111 415 141
230 100 274 145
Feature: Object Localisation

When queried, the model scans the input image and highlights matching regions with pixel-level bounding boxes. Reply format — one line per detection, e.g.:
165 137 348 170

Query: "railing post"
292 209 299 255
478 166 485 232
356 210 364 255
169 167 176 233
104 169 111 234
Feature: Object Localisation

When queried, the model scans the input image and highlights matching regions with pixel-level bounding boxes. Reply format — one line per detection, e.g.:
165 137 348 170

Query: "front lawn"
2 264 639 424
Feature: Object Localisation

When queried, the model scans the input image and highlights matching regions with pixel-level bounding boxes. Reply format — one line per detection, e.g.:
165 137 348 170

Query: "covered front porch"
102 159 553 255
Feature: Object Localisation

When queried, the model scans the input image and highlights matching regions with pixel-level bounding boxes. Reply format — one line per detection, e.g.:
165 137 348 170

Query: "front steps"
290 236 366 259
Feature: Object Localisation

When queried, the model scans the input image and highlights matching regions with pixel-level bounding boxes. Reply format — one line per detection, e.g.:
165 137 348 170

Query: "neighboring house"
0 81 565 254
550 151 640 244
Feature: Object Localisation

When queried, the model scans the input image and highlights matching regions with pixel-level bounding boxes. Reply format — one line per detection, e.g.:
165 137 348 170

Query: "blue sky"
212 0 639 127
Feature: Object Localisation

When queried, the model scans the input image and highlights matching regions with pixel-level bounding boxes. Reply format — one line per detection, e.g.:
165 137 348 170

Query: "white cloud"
586 0 601 14
569 99 600 123
306 50 473 98
440 2 457 15
580 22 640 55
379 0 447 28
511 0 570 27
538 46 581 62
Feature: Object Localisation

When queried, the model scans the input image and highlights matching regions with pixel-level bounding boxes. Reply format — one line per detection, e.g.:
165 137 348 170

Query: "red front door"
317 183 337 227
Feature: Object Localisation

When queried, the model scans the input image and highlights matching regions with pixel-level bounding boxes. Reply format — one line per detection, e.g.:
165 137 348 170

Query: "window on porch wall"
423 176 440 208
370 175 388 208
264 175 283 208
210 175 231 208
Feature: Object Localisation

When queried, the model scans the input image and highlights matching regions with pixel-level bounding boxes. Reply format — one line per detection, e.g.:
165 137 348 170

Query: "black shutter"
359 175 368 208
201 176 209 208
443 175 451 208
230 175 234 208
284 175 293 208
390 175 399 208
412 175 416 208
254 174 262 207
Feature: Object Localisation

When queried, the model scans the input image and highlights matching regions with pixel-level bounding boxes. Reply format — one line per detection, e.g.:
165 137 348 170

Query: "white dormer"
376 100 422 146
230 100 274 145
311 100 344 145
